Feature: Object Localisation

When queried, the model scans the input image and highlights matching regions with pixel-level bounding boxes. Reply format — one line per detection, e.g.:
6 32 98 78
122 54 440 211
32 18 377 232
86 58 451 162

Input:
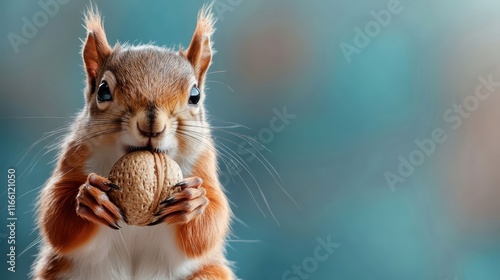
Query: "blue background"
2 0 500 279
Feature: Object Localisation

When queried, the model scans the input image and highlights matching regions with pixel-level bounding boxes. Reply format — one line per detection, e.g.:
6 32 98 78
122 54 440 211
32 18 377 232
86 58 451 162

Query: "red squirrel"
33 5 234 280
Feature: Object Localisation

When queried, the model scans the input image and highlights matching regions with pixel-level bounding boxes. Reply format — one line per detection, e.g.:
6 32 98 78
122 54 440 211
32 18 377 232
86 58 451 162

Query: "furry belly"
64 223 200 280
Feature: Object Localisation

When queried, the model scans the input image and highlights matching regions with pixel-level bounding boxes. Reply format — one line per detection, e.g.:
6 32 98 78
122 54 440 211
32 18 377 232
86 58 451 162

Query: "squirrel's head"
80 6 215 160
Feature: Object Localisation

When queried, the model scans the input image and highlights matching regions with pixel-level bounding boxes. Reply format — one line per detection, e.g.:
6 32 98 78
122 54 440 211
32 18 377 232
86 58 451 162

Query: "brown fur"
34 4 233 279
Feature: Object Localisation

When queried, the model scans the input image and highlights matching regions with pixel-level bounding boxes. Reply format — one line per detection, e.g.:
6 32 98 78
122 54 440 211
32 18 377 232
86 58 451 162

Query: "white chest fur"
66 224 200 280
67 146 201 280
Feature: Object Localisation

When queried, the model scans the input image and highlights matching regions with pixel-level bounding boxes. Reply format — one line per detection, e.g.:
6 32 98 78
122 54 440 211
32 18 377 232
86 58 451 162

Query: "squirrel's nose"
137 122 166 138
136 107 167 138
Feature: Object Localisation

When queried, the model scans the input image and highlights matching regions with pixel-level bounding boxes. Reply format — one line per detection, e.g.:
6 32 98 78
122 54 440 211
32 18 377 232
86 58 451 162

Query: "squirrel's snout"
136 108 168 139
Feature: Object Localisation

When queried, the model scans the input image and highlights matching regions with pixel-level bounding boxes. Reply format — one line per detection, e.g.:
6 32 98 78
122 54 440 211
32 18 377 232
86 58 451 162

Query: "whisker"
16 126 68 166
226 240 261 243
177 129 276 221
206 70 226 75
181 127 280 187
18 236 42 257
18 127 123 178
213 136 298 209
180 123 270 153
18 131 68 180
205 80 234 93
176 130 269 218
180 119 251 130
232 215 249 228
178 116 299 220
180 124 296 208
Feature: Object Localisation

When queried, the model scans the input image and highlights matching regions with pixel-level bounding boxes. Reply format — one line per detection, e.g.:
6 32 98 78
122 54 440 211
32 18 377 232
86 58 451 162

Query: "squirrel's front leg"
36 171 128 279
149 176 230 258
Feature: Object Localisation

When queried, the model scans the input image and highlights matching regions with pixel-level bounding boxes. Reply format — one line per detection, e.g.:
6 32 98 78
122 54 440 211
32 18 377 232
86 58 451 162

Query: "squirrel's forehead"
106 47 194 80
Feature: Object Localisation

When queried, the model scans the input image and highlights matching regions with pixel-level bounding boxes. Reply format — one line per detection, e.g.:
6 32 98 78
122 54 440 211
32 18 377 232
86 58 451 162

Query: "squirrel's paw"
76 173 125 229
148 177 208 226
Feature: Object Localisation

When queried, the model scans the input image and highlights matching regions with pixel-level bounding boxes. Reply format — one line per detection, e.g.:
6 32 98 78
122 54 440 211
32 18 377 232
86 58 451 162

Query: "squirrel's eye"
97 81 112 102
189 86 200 105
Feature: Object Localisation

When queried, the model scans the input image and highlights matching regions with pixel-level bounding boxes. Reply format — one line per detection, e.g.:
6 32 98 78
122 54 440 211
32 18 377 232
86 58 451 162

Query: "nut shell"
108 151 183 226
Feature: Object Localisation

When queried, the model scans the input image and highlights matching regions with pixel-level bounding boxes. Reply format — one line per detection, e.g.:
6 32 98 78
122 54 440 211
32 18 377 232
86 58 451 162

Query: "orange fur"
38 143 99 254
176 147 230 258
188 263 233 280
35 143 99 279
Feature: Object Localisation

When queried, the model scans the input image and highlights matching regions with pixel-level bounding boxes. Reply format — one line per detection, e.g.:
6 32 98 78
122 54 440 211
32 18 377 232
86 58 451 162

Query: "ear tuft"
82 4 111 93
196 3 216 38
186 3 217 87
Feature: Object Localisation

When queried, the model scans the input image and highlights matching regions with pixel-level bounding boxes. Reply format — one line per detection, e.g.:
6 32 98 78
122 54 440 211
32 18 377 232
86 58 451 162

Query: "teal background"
2 0 500 279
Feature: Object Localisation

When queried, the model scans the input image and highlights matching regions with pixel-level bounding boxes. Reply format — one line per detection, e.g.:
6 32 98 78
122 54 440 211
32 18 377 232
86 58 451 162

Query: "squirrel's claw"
172 177 203 190
159 197 176 206
149 177 208 226
105 182 121 190
76 204 121 230
76 173 125 229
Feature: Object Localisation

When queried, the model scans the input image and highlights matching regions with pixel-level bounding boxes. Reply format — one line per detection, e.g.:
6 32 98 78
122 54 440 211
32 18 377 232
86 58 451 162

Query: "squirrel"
32 5 234 280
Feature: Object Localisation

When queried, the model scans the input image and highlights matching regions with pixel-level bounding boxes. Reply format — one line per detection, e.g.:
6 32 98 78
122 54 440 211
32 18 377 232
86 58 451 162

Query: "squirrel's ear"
82 6 111 93
184 5 216 87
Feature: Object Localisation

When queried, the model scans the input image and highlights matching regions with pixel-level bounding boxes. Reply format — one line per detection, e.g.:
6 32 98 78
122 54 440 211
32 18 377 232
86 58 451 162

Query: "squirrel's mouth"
124 145 166 154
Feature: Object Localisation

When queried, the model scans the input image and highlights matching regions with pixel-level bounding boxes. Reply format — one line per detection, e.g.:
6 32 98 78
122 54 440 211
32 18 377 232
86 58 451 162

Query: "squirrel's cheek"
187 106 201 117
95 100 111 110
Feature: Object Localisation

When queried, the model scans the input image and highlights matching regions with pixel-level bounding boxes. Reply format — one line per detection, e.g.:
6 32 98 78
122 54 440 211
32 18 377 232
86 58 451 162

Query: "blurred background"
2 0 500 279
